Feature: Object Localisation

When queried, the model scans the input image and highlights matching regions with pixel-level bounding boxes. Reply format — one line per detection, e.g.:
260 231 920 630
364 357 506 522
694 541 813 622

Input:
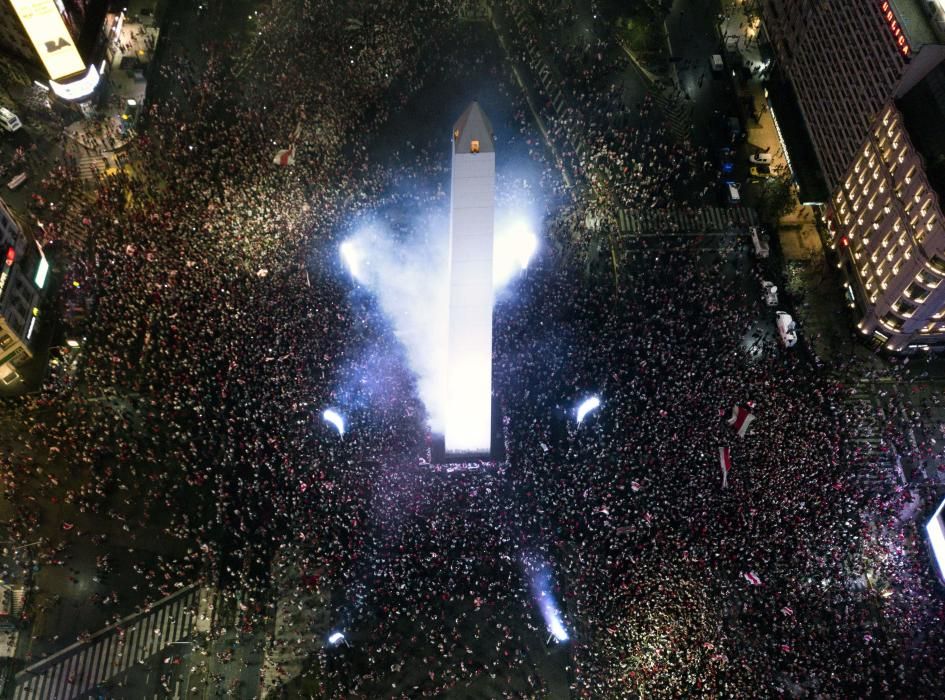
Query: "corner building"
762 0 945 350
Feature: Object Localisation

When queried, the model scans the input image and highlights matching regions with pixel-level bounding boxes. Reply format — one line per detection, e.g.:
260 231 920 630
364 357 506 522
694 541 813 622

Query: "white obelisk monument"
444 102 495 456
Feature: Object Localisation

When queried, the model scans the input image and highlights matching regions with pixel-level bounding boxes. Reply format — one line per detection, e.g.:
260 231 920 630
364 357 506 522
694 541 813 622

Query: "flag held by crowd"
743 571 763 586
719 446 731 489
272 123 303 166
273 144 296 167
727 404 755 438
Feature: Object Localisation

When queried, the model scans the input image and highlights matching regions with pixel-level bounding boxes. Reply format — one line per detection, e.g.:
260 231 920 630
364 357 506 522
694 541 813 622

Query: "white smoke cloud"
340 207 537 433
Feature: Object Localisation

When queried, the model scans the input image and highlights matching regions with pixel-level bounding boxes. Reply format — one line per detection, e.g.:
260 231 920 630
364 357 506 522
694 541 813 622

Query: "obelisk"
444 102 495 456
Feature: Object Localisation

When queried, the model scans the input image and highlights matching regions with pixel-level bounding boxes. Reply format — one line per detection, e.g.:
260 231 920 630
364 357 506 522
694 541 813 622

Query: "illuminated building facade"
0 0 110 101
761 0 945 191
829 64 945 351
444 102 495 456
0 198 43 381
762 0 945 350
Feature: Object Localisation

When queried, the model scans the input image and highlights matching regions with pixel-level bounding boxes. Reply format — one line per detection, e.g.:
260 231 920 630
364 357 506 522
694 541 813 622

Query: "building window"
881 313 903 330
906 283 930 302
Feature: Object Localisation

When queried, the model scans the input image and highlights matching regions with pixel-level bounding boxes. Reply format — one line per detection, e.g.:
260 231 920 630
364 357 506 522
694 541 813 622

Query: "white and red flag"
743 571 763 586
273 144 296 166
727 404 755 438
272 123 302 166
719 446 732 489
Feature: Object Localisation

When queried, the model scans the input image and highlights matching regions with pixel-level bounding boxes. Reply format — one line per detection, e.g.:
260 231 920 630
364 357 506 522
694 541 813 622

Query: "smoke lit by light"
337 205 539 435
524 554 569 642
576 396 601 424
323 408 345 437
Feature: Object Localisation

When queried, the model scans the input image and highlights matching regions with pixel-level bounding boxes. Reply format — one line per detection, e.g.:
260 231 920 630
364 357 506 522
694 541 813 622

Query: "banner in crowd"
727 404 755 438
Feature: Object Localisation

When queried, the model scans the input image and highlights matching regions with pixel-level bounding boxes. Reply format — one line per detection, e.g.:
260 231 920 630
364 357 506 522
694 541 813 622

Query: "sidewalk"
63 0 160 180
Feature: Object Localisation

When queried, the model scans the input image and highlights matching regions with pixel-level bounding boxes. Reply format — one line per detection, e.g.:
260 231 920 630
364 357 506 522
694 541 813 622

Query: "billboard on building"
10 0 86 81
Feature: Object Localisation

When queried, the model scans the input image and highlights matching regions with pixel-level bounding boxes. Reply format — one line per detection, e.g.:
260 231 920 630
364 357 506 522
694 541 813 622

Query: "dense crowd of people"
2 0 945 698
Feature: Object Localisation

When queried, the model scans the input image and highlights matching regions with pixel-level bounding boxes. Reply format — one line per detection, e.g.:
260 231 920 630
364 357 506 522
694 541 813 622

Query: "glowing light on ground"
576 396 601 423
525 555 569 643
322 409 345 437
340 240 365 282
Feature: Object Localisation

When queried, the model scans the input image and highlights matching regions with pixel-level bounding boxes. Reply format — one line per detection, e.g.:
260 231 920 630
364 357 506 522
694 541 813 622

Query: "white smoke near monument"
339 206 536 436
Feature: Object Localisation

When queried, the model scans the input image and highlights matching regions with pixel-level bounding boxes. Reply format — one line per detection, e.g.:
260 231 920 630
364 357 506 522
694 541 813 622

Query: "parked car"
711 54 724 72
724 181 741 205
749 152 773 165
762 281 778 306
776 311 798 347
750 164 771 178
0 107 21 133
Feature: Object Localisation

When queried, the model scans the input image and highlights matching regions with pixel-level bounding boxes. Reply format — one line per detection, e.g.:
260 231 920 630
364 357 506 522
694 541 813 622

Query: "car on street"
776 311 798 347
724 181 741 205
750 164 771 178
750 152 773 165
0 107 22 133
762 281 778 306
711 54 724 72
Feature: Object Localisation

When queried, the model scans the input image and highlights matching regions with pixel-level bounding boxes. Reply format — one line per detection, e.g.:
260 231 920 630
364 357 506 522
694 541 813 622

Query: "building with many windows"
0 198 44 383
0 0 112 102
761 0 945 191
829 63 945 351
761 0 945 350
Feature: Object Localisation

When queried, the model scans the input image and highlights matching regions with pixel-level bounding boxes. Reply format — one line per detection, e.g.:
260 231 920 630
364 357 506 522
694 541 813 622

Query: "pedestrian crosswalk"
841 383 905 487
11 585 199 700
615 206 758 234
71 151 111 181
651 89 690 141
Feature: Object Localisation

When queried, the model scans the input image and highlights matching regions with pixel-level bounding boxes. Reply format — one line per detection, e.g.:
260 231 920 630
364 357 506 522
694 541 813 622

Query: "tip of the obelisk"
452 101 495 154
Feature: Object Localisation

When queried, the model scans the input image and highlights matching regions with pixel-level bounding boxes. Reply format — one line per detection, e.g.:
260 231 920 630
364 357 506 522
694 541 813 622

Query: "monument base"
431 395 505 465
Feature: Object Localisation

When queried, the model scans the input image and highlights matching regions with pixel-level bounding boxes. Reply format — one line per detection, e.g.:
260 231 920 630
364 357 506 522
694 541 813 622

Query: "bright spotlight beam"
525 556 569 643
340 240 363 281
538 595 569 642
576 396 601 424
322 409 345 437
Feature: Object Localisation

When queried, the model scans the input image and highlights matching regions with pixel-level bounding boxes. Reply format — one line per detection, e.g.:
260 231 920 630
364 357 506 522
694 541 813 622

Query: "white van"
0 107 22 133
711 54 724 72
776 311 798 347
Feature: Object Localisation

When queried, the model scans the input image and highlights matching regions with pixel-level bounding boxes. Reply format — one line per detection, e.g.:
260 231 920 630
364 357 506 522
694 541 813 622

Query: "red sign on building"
881 1 912 58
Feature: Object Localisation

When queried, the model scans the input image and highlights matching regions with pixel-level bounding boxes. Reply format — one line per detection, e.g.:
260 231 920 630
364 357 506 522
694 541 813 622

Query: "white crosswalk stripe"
12 586 199 700
614 207 759 234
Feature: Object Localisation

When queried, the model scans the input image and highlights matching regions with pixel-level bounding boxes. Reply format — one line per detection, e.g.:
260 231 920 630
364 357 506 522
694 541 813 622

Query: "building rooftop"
897 60 945 199
452 102 494 154
891 0 945 49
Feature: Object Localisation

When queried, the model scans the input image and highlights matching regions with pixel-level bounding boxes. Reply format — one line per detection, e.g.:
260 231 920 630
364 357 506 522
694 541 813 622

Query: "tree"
756 174 795 224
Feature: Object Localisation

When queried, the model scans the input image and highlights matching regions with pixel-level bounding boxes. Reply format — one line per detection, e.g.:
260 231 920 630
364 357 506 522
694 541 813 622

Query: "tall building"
0 0 111 102
829 63 945 351
761 0 945 191
762 0 945 350
444 102 495 456
0 198 44 383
